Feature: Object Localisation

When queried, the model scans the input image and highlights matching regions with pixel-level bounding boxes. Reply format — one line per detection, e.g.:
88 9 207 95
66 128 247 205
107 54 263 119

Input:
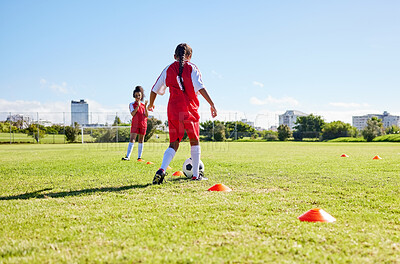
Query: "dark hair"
133 86 144 101
175 43 192 91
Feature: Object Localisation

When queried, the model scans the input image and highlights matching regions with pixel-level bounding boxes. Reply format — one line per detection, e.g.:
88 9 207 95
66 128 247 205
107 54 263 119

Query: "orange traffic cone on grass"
340 154 349 157
208 184 232 192
146 161 154 165
298 208 336 223
172 171 184 176
372 155 382 160
167 166 172 170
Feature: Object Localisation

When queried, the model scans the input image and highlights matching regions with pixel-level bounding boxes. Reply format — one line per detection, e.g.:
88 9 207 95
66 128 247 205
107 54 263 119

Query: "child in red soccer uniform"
148 43 217 184
122 86 148 161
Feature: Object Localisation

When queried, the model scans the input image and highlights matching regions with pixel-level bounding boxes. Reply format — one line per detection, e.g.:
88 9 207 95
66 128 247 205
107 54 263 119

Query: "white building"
71 99 89 126
6 114 31 128
352 111 400 130
279 110 307 130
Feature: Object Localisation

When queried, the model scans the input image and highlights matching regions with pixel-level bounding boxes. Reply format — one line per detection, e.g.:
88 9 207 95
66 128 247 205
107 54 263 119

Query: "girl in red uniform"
122 86 148 161
148 43 217 184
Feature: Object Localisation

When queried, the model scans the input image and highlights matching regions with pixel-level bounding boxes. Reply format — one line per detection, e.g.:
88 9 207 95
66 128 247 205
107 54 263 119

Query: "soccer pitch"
1 142 399 263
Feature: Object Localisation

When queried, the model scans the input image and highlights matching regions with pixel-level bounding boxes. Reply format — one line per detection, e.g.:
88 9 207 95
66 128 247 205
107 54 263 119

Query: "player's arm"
190 64 217 118
199 88 217 118
130 103 140 117
147 91 157 112
144 100 149 117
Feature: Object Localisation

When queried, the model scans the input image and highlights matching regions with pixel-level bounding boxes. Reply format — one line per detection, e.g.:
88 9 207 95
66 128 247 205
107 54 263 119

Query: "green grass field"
1 142 399 263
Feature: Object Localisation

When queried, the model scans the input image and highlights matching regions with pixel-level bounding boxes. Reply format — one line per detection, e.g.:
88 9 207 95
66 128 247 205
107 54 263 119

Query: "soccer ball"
182 158 204 178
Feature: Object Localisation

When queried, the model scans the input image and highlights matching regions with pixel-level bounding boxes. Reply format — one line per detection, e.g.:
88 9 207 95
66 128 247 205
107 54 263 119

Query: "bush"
25 124 46 143
322 121 355 141
385 125 400 135
145 117 162 142
362 117 384 142
213 123 226 141
65 123 80 143
373 134 400 142
277 124 292 141
293 114 325 141
328 137 366 142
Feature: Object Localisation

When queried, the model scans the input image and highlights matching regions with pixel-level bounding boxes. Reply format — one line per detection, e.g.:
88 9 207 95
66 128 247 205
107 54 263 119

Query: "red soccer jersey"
130 101 147 129
151 61 205 122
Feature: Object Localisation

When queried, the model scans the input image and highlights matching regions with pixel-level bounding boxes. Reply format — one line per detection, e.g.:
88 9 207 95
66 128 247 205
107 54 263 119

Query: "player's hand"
145 100 148 106
147 104 155 112
210 105 217 118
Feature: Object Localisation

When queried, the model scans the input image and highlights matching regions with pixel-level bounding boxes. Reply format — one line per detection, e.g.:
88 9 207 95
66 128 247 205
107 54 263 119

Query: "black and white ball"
182 158 204 178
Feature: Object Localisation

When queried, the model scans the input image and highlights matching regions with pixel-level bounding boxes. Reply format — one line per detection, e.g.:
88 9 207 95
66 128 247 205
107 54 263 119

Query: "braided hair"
175 43 192 91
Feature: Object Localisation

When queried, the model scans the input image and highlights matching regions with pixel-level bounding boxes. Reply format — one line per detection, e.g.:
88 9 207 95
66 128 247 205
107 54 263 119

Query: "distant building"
279 110 307 130
38 120 53 127
6 114 31 128
352 111 400 130
71 99 89 126
269 125 278 132
241 118 255 128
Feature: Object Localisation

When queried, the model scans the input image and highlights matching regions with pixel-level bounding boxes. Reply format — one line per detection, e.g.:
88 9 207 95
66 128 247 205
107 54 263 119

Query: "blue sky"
1 0 399 127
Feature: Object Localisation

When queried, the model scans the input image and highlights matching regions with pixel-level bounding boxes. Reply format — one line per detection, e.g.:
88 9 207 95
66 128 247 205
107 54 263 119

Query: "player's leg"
153 120 183 184
122 132 137 160
185 121 206 180
137 132 145 161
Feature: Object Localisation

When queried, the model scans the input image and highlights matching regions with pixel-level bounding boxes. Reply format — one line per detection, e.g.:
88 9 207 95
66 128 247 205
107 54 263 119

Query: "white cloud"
329 102 370 108
0 98 69 113
250 95 299 107
40 78 73 95
50 82 68 94
252 81 264 88
211 70 223 79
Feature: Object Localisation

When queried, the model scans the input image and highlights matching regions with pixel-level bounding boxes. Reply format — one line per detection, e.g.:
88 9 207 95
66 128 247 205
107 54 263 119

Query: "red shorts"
168 119 199 142
131 126 147 135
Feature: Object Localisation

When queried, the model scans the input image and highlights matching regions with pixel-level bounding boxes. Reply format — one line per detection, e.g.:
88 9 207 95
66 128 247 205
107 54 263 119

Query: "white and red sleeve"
129 102 135 113
189 62 205 93
152 64 170 95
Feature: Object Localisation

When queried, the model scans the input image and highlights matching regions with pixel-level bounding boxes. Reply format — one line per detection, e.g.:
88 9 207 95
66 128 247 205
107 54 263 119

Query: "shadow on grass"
166 176 191 183
0 184 151 200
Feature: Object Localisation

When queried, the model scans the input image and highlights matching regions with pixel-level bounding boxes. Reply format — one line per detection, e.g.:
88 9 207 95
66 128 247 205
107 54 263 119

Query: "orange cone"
137 158 145 162
146 161 154 165
167 166 172 170
208 184 232 192
340 154 349 157
373 155 382 160
172 171 184 176
298 208 336 223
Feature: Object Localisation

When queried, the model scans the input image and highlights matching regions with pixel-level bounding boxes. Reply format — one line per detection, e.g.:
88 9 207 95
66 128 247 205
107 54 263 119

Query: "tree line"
278 115 399 142
2 114 398 143
199 115 399 142
0 116 162 143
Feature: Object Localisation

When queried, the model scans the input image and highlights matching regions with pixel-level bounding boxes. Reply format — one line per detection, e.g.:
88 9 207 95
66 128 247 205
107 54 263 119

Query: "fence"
0 112 279 144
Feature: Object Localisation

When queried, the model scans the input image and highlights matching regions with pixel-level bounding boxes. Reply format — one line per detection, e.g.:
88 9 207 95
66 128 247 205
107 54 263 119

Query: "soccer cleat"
152 169 167 185
192 172 208 181
121 157 130 161
137 158 144 162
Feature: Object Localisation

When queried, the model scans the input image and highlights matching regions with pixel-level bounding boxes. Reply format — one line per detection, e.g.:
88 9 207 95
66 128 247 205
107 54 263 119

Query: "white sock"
126 142 134 158
191 145 201 178
160 147 176 171
138 143 143 159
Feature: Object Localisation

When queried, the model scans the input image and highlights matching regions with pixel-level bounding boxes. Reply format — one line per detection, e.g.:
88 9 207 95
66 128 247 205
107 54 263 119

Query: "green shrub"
373 134 400 142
